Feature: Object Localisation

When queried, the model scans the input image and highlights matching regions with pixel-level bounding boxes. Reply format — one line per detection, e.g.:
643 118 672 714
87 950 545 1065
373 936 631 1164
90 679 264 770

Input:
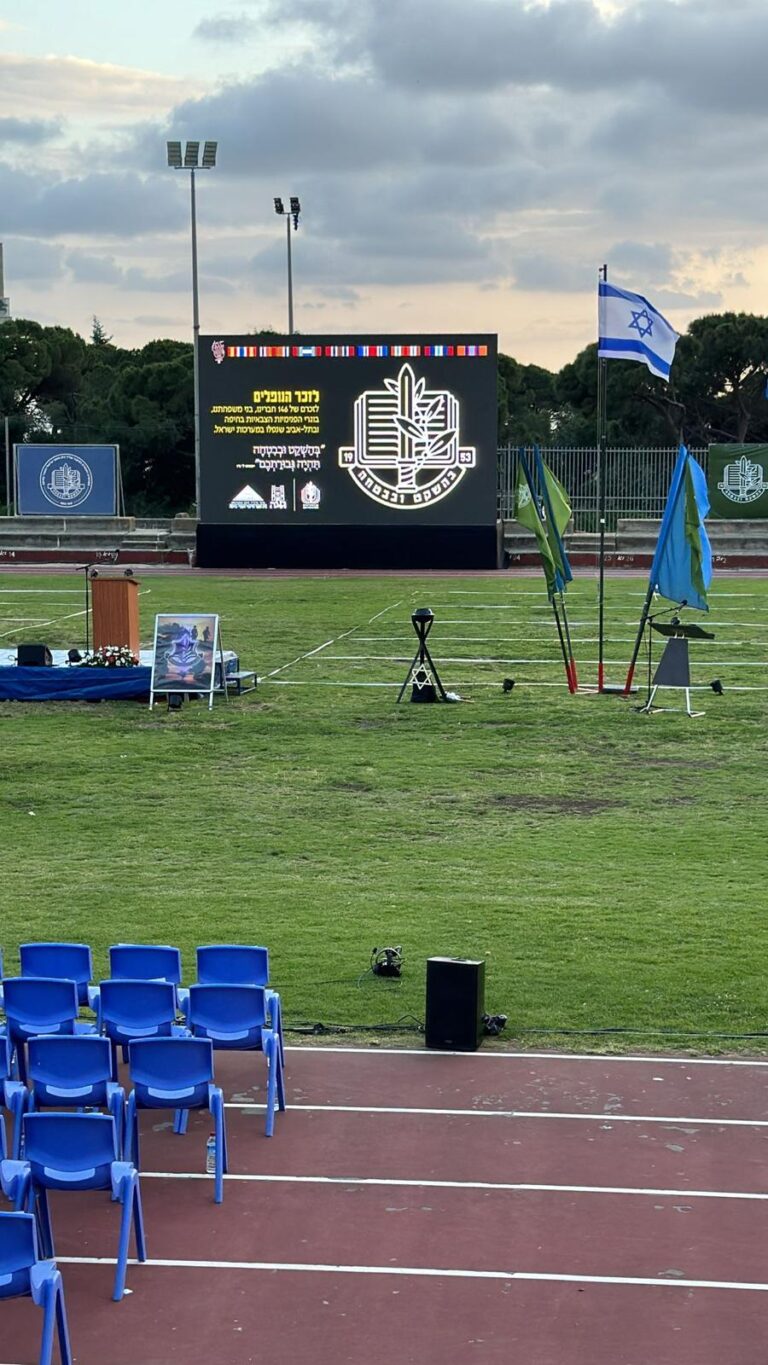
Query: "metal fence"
497 445 708 532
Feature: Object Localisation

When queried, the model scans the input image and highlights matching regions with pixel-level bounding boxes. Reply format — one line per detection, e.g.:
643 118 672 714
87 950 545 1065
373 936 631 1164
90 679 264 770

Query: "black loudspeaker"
425 957 485 1052
17 644 53 667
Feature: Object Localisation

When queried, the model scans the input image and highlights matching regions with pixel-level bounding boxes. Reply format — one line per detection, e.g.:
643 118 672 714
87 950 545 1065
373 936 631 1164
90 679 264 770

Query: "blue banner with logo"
16 445 118 516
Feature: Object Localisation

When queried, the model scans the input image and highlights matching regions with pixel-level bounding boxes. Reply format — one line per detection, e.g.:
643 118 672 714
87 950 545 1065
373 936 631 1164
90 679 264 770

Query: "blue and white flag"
598 281 680 382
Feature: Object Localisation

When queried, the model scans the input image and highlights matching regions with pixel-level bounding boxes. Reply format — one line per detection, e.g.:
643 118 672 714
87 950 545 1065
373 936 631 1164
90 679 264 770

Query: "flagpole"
519 448 573 689
596 263 608 693
623 445 689 693
551 596 575 693
559 592 578 692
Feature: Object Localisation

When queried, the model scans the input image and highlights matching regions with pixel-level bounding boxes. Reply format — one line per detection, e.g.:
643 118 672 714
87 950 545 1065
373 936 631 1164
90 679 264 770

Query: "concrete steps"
0 516 196 565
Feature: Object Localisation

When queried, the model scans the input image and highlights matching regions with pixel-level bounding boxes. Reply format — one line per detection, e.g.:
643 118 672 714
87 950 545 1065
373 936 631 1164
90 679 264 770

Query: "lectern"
640 621 714 718
90 573 140 655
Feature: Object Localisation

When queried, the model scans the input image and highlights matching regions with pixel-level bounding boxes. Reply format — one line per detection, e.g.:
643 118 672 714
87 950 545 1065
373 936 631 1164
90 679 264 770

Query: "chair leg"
265 1044 277 1137
114 1173 139 1301
210 1091 225 1204
276 1049 286 1113
55 1276 73 1365
39 1281 56 1365
131 1174 147 1264
173 1108 189 1135
36 1187 55 1259
125 1093 139 1167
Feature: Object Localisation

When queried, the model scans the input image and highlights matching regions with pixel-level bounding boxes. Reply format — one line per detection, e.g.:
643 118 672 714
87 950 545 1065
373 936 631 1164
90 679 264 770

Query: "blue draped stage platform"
0 648 240 702
0 665 152 702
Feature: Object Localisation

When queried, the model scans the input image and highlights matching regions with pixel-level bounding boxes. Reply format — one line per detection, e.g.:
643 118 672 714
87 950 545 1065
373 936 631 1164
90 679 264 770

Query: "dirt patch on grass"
326 778 374 793
486 793 622 816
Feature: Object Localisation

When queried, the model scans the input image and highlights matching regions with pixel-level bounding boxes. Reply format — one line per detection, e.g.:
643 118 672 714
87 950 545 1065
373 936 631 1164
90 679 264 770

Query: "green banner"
707 444 768 519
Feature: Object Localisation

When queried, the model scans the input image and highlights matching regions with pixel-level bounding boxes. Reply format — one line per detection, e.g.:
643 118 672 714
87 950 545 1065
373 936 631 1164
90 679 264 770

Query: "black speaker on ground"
425 957 485 1052
17 644 53 667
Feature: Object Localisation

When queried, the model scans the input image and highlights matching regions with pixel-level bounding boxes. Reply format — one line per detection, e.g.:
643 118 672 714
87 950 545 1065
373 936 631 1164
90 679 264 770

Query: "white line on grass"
54 1256 768 1292
263 599 404 679
283 1045 768 1066
0 606 87 640
225 1101 768 1127
265 679 768 691
323 654 768 668
138 1171 768 1202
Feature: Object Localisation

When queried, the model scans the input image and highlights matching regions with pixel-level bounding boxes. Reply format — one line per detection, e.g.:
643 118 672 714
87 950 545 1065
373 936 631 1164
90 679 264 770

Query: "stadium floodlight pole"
274 196 301 333
167 138 218 518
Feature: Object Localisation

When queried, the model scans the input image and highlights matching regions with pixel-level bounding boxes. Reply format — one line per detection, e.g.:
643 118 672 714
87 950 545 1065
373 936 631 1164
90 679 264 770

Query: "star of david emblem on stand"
396 607 450 704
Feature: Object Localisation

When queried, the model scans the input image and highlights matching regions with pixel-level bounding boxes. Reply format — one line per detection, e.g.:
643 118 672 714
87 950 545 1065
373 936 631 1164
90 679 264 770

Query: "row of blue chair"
0 940 285 1061
1 980 286 1151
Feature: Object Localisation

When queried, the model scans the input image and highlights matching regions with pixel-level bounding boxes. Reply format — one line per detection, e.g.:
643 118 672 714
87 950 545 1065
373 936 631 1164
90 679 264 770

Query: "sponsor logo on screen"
229 484 267 510
717 454 768 504
338 363 476 510
39 453 94 509
300 481 321 510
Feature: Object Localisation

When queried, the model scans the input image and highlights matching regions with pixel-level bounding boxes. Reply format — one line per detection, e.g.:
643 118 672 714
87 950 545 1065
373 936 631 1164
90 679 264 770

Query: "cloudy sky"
1 0 765 368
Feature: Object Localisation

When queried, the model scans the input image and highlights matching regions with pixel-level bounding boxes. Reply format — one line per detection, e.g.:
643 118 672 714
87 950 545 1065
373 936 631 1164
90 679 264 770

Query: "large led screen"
198 335 497 526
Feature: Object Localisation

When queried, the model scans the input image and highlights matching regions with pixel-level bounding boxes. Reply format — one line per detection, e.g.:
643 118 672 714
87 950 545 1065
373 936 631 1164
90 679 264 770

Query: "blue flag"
650 446 712 611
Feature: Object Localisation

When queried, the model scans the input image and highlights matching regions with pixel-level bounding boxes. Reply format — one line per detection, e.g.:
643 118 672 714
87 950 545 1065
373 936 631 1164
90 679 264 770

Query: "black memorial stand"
396 607 449 704
639 622 715 718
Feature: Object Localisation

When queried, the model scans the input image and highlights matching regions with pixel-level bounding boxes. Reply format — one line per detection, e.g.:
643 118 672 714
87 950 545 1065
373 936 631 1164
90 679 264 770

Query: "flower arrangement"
81 644 140 668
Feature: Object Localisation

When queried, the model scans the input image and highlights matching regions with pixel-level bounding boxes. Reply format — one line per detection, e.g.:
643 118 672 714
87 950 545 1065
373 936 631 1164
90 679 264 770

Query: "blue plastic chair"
98 979 187 1080
89 943 183 1017
126 1038 228 1203
2 978 94 1083
1 1031 28 1160
0 1210 72 1365
186 984 285 1137
26 1036 126 1158
20 943 93 1008
181 944 285 1063
1 1112 146 1302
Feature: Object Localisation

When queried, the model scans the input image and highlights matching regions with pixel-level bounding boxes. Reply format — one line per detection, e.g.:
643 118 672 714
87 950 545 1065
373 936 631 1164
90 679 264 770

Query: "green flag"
514 463 557 597
537 456 574 591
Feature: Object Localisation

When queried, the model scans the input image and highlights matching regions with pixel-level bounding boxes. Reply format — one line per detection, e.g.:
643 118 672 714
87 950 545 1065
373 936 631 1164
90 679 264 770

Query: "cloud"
2 238 65 285
0 53 195 121
193 13 259 42
0 164 184 238
0 116 63 144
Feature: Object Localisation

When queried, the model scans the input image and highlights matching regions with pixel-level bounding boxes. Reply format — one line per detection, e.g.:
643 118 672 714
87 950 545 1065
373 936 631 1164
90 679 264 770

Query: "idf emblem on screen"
338 363 476 509
39 453 94 509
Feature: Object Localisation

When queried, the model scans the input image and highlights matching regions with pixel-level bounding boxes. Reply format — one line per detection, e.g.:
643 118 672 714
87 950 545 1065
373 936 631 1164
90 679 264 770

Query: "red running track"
2 1046 768 1365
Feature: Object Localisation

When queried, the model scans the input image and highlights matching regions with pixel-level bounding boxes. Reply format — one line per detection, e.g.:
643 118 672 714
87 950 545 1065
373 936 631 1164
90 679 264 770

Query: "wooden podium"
90 573 140 655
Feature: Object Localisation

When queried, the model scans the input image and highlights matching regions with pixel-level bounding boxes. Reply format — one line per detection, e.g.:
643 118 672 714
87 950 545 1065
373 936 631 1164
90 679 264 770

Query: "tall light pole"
274 196 300 333
167 138 217 518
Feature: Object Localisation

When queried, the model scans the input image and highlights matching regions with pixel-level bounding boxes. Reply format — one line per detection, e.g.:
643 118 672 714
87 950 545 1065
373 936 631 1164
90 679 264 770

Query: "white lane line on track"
225 1102 768 1127
139 1172 768 1202
55 1256 768 1291
264 680 768 691
263 599 404 679
284 1045 768 1066
321 654 768 668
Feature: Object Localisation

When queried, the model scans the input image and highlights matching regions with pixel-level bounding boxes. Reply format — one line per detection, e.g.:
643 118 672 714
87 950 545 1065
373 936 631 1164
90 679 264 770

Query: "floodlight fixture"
710 678 724 695
274 197 284 215
167 693 184 711
201 140 218 168
184 141 200 168
167 141 182 168
289 196 301 214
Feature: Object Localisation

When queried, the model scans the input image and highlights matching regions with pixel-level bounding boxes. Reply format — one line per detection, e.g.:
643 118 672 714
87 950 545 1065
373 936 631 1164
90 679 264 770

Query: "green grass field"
1 569 767 1052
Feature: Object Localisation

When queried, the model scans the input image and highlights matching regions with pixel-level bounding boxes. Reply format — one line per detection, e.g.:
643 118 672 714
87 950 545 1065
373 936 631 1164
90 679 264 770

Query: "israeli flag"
598 282 680 382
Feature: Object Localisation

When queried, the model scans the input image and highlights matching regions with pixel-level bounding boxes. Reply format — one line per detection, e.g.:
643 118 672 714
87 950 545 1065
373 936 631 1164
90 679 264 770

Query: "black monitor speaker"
425 957 485 1052
17 644 53 667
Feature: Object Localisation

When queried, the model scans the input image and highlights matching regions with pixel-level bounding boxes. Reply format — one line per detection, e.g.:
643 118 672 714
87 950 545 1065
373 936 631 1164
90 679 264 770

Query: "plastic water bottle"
206 1133 216 1175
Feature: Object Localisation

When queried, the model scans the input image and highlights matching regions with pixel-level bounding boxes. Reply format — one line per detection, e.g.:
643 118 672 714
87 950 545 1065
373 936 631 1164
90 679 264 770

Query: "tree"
673 313 768 444
497 354 558 443
90 316 113 346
